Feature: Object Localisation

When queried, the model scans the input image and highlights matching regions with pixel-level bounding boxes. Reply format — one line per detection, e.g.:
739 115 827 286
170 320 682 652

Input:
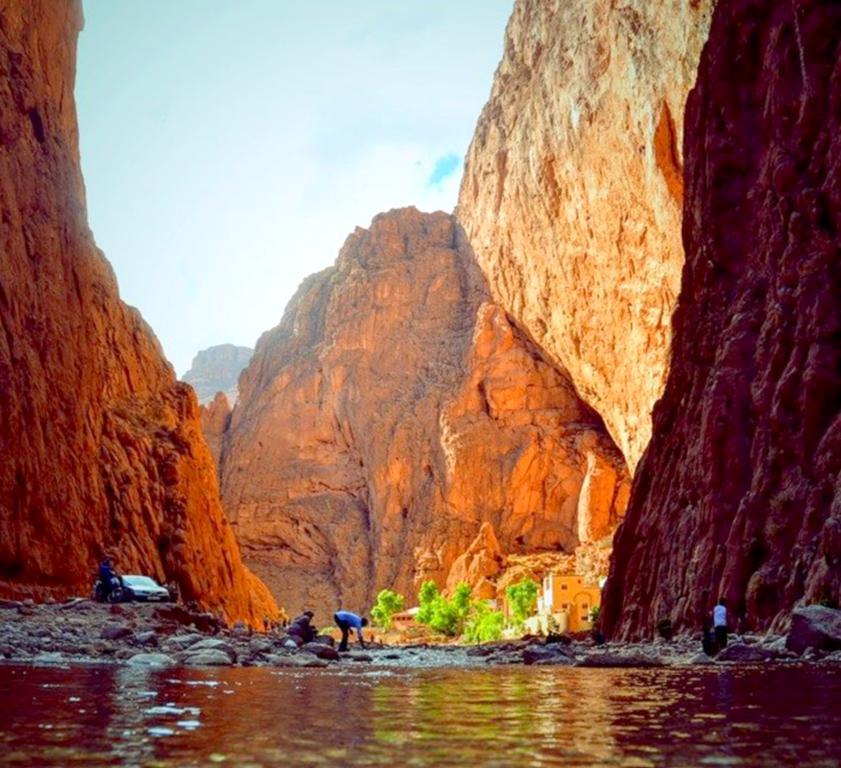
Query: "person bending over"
334 610 368 652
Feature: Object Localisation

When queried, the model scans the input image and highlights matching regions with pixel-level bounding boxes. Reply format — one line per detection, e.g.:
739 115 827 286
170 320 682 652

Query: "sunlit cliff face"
213 208 629 614
456 0 714 472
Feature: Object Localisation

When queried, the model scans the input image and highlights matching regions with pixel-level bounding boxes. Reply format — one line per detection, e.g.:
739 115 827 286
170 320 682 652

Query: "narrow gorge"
2 0 838 646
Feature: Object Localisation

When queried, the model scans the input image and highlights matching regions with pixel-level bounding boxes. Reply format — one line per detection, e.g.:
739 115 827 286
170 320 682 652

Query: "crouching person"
334 610 368 652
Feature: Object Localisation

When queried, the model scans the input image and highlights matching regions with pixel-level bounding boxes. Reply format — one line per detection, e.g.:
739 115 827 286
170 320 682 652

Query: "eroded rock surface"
603 0 841 639
201 392 232 468
0 1 276 625
456 0 713 469
221 208 629 612
182 344 253 405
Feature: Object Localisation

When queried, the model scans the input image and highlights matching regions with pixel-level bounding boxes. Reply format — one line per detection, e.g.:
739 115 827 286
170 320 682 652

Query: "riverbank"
2 598 841 670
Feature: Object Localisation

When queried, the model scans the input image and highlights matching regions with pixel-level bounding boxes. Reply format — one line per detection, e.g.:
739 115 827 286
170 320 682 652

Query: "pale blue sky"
76 1 512 375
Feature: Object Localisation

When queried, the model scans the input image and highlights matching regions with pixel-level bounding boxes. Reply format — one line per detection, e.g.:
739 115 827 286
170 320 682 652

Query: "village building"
533 573 602 633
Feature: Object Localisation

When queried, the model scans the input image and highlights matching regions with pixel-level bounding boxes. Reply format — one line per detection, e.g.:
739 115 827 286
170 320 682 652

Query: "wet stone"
183 649 234 667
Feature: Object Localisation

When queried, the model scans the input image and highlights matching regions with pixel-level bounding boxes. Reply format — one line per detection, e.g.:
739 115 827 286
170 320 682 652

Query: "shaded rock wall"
183 344 253 405
456 0 713 470
0 0 277 625
221 208 629 613
603 0 841 638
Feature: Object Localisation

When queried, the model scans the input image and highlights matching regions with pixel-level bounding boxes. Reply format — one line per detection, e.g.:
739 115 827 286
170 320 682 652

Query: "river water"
0 663 839 766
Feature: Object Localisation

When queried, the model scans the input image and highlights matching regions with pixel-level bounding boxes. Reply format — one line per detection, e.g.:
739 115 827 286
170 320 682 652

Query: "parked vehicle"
120 575 171 603
92 575 124 603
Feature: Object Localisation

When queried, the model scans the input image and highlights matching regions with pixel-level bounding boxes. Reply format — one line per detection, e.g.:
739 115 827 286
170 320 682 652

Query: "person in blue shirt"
333 610 368 652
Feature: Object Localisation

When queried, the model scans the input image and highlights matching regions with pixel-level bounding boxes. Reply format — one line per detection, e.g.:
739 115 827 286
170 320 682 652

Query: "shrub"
415 580 473 636
463 601 505 643
589 605 601 625
505 578 539 627
371 589 405 629
416 580 440 625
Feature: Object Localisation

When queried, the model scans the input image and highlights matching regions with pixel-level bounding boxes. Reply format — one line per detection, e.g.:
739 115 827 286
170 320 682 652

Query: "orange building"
536 573 601 633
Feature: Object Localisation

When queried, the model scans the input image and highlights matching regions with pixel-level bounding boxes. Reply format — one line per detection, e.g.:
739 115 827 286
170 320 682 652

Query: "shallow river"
0 663 839 766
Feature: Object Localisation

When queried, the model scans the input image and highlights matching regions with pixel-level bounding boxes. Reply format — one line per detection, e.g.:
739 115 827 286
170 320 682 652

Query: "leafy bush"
463 601 505 643
589 605 601 625
371 589 405 629
505 578 539 627
416 580 473 636
416 580 441 625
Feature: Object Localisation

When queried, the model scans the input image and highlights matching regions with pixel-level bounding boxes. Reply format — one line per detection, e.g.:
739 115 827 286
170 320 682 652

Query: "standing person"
334 610 368 652
713 598 729 649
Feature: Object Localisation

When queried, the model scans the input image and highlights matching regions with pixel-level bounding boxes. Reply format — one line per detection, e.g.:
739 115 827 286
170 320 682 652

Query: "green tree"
463 600 505 643
505 578 539 627
416 580 440 625
370 589 405 629
415 581 474 636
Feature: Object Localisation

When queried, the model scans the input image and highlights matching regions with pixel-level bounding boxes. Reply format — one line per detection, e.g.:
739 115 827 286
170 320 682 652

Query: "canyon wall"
0 1 277 625
456 0 713 470
603 0 841 638
221 208 629 613
183 344 253 405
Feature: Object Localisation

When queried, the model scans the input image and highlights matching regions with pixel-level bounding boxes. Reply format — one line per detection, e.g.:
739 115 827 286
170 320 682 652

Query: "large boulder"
786 606 841 655
715 643 776 663
182 649 234 667
185 638 237 662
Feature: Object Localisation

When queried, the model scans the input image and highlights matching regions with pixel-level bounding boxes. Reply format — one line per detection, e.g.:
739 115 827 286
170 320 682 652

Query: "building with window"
536 573 602 633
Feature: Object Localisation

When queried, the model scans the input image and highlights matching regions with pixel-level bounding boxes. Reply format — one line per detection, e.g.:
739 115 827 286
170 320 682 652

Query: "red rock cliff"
0 1 277 625
456 0 713 470
221 209 629 613
603 0 841 638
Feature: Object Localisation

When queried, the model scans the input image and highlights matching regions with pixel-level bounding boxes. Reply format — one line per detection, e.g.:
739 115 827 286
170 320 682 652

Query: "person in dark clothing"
98 559 119 599
334 610 368 652
287 610 317 644
702 626 719 657
713 598 729 649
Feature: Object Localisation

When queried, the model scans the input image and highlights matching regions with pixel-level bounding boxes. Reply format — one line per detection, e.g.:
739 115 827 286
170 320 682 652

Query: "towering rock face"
0 1 277 625
603 0 841 638
183 344 253 405
201 392 233 469
456 0 713 470
221 208 629 612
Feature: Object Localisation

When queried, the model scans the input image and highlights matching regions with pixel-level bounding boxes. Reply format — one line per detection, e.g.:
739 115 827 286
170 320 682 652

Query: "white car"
121 575 171 603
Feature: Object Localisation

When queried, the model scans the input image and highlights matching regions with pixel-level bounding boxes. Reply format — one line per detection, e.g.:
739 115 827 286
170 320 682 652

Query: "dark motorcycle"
92 575 124 603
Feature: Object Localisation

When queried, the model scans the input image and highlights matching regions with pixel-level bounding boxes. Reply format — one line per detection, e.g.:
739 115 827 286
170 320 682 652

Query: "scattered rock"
126 653 177 668
100 624 133 642
786 606 841 655
268 654 329 668
161 634 204 652
134 630 158 647
716 643 777 663
523 644 573 666
32 652 66 665
578 652 663 668
183 649 234 667
186 638 237 662
301 643 340 661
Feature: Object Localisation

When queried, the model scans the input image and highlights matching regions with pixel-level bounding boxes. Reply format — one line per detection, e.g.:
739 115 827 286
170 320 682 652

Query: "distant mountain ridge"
183 344 253 405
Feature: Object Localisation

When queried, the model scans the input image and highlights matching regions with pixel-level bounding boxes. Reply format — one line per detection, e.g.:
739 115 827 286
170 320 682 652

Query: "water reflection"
0 664 840 766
